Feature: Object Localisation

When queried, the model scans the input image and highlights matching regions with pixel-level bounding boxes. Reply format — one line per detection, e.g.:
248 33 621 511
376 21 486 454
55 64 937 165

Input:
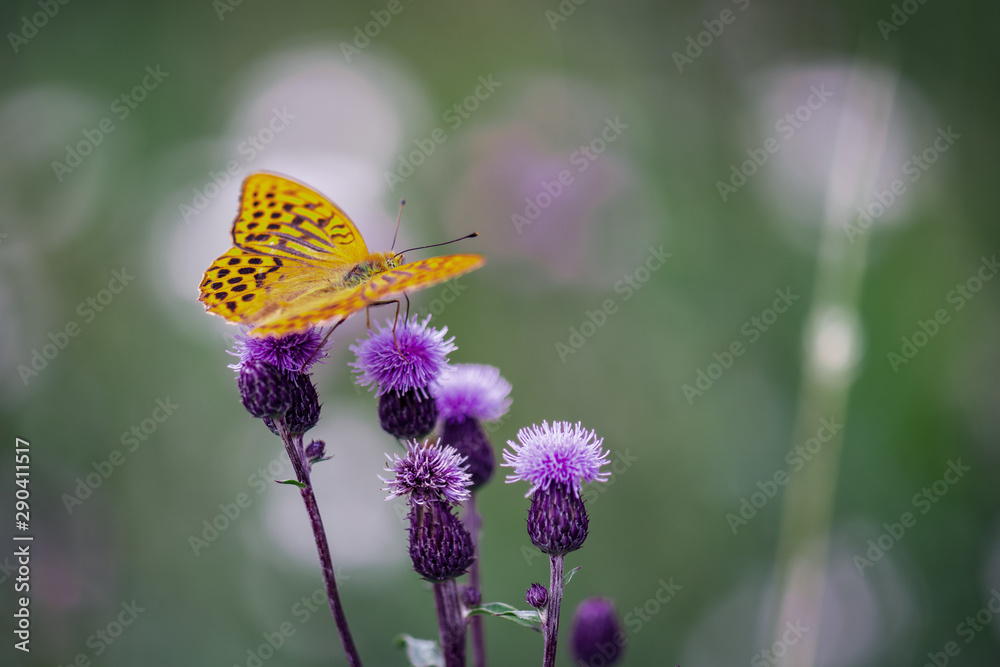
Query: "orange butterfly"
198 172 484 337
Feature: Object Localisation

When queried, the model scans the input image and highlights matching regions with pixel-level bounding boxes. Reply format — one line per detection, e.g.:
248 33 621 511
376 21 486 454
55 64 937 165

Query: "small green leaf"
394 634 443 667
276 479 307 488
563 566 582 586
467 602 542 631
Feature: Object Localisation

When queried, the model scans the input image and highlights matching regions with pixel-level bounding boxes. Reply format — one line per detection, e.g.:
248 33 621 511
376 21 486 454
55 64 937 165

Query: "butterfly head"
344 252 403 288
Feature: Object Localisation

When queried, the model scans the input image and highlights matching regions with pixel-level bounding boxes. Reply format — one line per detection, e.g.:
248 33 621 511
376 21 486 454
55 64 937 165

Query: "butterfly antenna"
390 200 406 252
395 232 479 260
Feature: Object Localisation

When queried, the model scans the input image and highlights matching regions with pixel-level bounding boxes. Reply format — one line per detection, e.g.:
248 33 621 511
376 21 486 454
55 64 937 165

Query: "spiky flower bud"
526 582 548 609
305 440 326 463
378 388 438 440
440 418 494 488
527 482 590 555
462 585 482 609
264 371 320 435
408 501 475 582
237 359 291 419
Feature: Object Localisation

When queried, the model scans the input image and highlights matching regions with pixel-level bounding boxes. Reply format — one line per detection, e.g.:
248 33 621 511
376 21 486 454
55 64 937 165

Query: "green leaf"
563 566 582 586
467 602 542 631
276 479 307 488
394 634 443 667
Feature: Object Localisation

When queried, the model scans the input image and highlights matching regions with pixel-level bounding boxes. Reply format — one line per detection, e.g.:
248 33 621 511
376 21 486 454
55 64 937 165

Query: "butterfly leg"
300 318 346 372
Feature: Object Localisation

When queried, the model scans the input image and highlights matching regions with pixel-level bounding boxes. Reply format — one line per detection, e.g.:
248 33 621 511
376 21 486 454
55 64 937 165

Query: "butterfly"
198 172 485 337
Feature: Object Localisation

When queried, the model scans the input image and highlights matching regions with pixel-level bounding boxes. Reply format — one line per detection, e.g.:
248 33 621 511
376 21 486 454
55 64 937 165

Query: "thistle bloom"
229 329 328 373
502 421 609 555
570 598 624 666
382 440 475 582
382 440 472 506
231 330 324 435
351 315 456 440
433 364 512 487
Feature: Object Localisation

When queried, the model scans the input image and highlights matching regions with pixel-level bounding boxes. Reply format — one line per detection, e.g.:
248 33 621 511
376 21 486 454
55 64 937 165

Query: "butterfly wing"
199 173 369 324
249 254 486 336
233 172 370 264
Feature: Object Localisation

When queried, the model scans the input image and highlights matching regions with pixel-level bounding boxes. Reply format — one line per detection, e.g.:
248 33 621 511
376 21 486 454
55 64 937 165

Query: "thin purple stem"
542 554 564 667
464 493 487 667
433 578 466 667
277 418 363 667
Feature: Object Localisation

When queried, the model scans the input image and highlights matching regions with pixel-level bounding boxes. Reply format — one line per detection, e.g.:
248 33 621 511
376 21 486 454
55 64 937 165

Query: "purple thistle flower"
502 421 610 498
526 583 548 609
433 364 511 487
432 364 512 423
350 315 456 398
229 329 328 373
382 440 473 506
570 598 625 666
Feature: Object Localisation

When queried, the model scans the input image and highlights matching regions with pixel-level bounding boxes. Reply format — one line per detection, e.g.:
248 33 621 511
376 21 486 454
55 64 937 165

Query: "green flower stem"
433 578 467 667
465 493 488 667
277 418 363 667
542 554 564 667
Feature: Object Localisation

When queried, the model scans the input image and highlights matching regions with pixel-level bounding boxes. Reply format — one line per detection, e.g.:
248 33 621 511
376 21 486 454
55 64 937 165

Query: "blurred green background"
2 1 999 665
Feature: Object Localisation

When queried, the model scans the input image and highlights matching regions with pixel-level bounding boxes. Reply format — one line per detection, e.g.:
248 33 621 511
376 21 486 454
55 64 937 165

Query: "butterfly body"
198 173 484 337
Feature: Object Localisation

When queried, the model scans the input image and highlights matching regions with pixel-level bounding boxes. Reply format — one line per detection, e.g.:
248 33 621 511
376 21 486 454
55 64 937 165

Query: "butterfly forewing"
233 173 369 264
249 254 485 336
